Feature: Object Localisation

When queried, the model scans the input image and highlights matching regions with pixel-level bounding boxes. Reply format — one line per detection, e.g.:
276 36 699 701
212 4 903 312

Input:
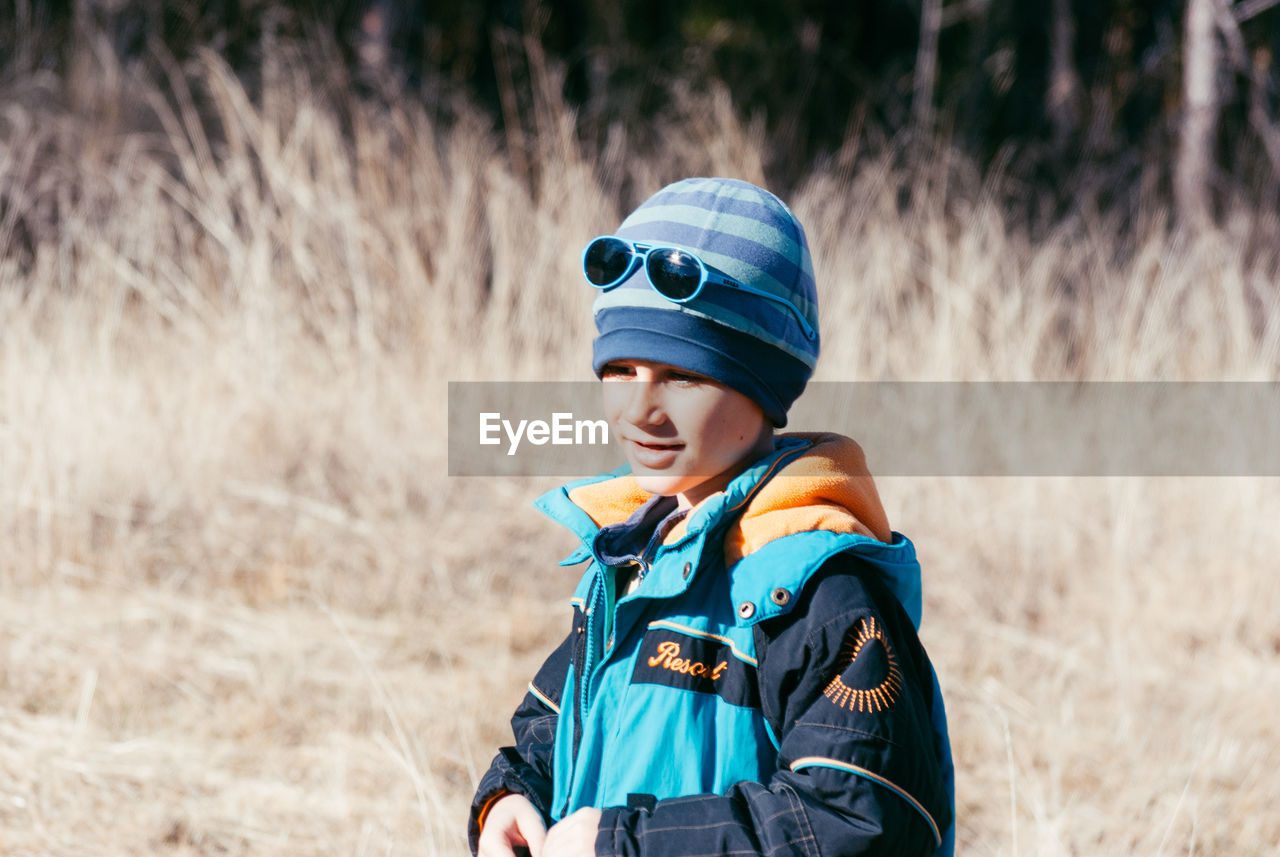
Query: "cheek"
714 399 758 434
715 403 768 452
600 384 627 423
689 405 753 456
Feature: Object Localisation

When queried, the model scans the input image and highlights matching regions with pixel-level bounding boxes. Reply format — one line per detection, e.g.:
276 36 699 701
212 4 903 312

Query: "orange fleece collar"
565 433 892 567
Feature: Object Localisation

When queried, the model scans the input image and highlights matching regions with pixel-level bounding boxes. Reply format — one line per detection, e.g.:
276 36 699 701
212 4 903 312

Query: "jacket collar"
534 433 892 566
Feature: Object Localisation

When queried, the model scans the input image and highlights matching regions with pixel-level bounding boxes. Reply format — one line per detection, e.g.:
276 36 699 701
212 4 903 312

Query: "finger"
540 820 573 857
549 808 598 857
515 805 548 857
477 830 517 857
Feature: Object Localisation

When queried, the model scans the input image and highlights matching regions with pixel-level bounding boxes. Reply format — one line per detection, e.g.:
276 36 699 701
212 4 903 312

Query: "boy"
468 177 954 857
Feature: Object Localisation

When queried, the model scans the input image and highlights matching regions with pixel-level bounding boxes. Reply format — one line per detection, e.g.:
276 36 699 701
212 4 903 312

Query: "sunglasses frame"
582 235 817 342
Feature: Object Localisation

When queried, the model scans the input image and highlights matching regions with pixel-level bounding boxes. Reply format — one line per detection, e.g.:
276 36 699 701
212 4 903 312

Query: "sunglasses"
582 235 817 341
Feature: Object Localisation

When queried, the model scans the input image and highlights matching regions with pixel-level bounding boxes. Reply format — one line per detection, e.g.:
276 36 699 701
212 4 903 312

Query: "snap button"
682 562 692 579
737 601 756 619
770 588 791 606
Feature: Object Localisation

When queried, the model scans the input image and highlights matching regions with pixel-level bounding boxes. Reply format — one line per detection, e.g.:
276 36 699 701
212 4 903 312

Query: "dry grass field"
2 30 1279 857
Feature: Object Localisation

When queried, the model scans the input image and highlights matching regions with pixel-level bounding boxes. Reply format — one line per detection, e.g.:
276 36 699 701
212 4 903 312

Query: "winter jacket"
469 433 955 857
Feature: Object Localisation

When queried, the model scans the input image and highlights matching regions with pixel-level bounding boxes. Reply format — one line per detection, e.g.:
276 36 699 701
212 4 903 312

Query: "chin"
629 471 694 497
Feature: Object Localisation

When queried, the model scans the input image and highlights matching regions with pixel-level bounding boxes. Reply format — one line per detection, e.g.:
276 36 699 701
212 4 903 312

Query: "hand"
543 807 602 857
477 794 548 857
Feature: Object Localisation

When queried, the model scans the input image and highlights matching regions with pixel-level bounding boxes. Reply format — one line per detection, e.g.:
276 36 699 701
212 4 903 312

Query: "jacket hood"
562 432 892 566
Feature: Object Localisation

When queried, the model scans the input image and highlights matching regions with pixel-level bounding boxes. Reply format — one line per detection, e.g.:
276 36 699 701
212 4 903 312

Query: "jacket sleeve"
594 558 952 857
468 628 573 853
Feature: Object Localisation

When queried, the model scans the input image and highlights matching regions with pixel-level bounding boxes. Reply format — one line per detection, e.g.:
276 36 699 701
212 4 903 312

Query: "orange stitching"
646 641 730 680
527 682 561 714
789 757 942 847
646 619 759 667
821 617 904 713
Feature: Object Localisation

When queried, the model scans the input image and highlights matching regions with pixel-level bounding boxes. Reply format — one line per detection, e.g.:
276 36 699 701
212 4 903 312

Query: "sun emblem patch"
822 617 904 713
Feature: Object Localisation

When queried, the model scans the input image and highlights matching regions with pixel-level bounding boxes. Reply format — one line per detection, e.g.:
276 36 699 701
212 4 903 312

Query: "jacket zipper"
563 507 677 816
563 571 603 818
579 577 601 729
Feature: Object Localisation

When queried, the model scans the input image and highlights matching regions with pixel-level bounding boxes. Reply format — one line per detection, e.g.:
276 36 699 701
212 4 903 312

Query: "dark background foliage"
5 0 1279 220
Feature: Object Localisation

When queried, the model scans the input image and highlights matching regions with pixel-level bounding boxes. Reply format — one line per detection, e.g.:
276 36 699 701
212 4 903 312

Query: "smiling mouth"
624 437 685 466
631 439 683 451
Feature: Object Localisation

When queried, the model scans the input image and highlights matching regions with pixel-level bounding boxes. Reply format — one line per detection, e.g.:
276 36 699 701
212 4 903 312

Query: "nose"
619 378 666 429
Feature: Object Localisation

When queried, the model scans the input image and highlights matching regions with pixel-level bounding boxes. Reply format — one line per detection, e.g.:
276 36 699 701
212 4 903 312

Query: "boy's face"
601 359 775 509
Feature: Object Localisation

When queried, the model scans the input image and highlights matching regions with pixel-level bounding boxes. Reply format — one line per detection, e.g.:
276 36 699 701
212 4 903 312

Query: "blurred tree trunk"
1217 0 1280 180
914 0 942 132
1248 46 1280 177
1176 0 1220 225
1047 0 1082 152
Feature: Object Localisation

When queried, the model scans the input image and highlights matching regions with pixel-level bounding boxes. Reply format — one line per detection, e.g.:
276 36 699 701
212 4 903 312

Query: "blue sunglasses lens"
645 248 702 300
584 237 634 287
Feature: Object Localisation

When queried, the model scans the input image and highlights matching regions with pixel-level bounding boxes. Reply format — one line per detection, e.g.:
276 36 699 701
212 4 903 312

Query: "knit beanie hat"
591 177 820 426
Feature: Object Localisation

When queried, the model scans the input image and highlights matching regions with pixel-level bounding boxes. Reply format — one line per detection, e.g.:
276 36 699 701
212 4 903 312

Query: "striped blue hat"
591 177 820 426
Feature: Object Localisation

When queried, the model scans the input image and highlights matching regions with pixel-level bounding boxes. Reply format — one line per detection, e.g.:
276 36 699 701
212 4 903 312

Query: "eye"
600 362 637 379
666 369 709 386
